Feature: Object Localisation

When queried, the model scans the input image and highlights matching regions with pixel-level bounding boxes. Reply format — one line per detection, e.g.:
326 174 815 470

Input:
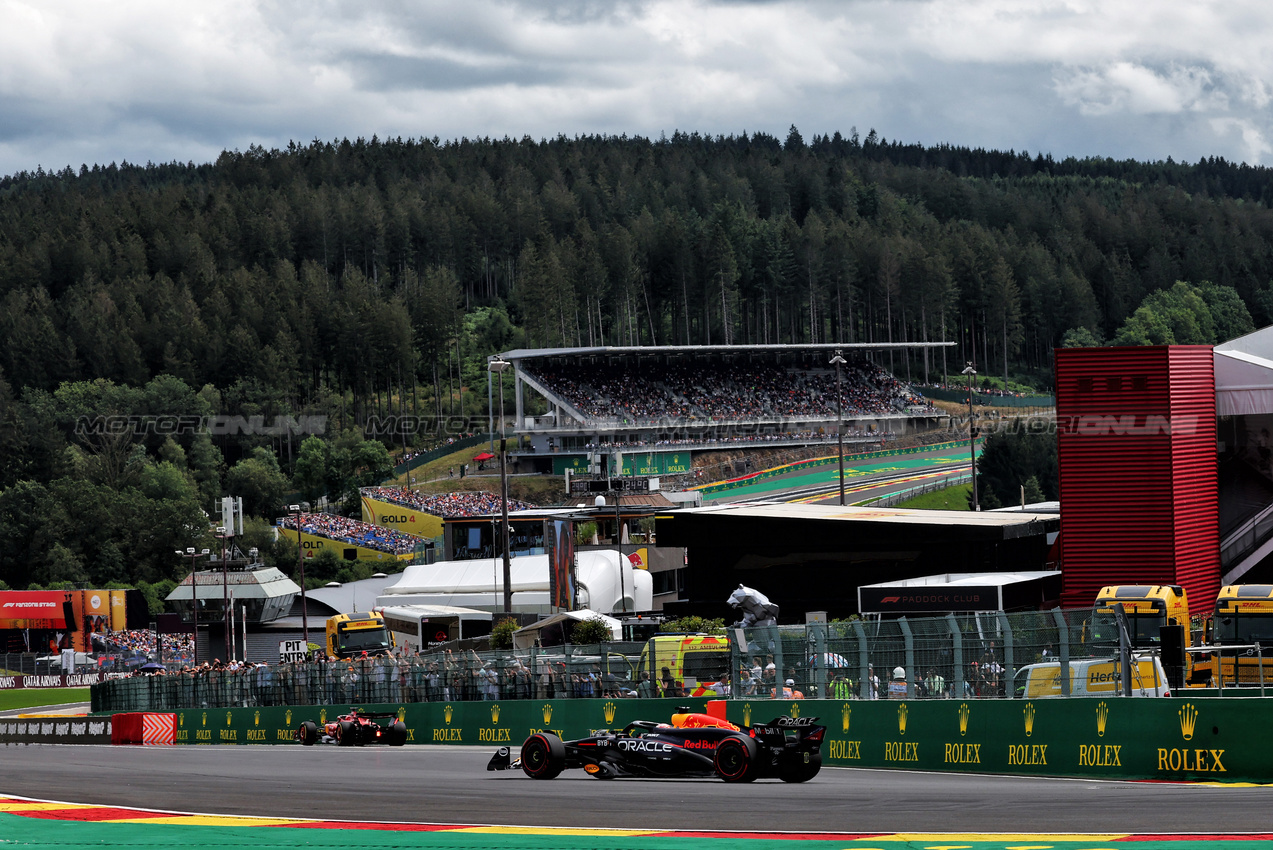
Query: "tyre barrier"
110 712 176 745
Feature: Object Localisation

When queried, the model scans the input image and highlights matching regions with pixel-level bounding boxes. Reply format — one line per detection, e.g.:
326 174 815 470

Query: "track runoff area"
703 443 975 505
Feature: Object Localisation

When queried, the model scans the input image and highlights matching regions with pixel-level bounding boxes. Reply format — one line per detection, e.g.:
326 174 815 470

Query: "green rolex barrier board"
162 696 1268 783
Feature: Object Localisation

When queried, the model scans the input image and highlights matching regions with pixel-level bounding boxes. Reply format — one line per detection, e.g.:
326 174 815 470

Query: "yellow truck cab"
1205 584 1273 686
1091 585 1190 648
636 634 730 697
325 612 394 659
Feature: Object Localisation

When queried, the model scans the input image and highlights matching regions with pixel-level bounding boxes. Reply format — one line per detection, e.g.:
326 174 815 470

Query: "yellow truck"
325 612 394 659
1199 584 1273 687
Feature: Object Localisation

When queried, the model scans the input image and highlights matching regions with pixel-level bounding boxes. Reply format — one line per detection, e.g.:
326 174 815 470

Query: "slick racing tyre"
778 751 822 783
389 720 408 747
337 720 356 746
714 734 759 783
520 732 566 779
297 720 319 746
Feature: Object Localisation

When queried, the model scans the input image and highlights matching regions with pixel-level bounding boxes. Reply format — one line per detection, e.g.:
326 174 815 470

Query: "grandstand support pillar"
830 350 847 505
490 357 513 613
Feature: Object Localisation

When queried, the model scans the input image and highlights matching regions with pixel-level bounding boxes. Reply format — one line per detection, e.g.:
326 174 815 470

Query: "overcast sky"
2 0 1271 177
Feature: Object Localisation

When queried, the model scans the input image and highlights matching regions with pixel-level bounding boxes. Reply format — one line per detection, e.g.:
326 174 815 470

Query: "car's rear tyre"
337 720 356 746
778 751 822 783
520 732 566 779
297 720 318 746
389 720 408 747
714 735 759 783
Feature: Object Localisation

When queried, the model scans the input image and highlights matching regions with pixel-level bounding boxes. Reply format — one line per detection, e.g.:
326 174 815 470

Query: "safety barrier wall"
141 695 1268 783
0 716 112 745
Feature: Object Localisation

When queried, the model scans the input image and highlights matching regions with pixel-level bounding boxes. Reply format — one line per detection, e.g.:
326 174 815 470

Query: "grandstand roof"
496 342 954 361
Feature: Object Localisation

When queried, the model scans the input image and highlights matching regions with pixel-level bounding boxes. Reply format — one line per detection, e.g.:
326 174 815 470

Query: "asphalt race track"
2 744 1270 834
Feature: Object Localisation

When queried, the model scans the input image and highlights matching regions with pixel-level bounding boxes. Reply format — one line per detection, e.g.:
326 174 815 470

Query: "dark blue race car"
487 709 825 783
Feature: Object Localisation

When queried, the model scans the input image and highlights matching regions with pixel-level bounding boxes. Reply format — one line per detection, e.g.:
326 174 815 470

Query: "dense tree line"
4 127 1273 594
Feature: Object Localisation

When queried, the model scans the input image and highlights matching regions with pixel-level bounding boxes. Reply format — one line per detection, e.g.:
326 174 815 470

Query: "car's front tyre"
297 720 318 746
520 732 566 779
337 720 356 746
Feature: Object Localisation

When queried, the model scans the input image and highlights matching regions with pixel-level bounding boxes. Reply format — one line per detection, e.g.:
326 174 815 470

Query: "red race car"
295 708 408 747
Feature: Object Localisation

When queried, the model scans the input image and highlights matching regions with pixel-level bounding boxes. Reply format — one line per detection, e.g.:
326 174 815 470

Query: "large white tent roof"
1216 326 1273 416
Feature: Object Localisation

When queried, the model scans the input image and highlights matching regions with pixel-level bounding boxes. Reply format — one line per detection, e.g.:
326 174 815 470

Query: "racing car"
294 708 408 747
487 708 824 782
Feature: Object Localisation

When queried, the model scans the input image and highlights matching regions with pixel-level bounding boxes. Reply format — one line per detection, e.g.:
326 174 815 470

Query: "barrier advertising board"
140 696 1273 783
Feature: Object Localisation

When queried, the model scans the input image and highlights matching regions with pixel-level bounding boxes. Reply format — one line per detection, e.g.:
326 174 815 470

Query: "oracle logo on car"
618 739 672 753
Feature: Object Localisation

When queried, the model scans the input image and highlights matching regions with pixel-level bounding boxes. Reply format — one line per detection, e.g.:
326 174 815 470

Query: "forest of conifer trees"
4 126 1273 593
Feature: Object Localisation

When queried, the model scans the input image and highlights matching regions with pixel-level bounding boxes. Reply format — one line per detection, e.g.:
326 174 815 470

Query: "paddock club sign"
858 587 996 614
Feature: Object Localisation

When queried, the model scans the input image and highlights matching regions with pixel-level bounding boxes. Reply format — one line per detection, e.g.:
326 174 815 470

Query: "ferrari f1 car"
295 708 408 747
487 709 824 782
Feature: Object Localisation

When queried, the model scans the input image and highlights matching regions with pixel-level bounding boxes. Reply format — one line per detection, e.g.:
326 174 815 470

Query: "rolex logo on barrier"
1096 701 1109 737
1023 702 1035 738
398 707 407 722
444 704 454 724
491 704 501 724
790 702 800 719
1179 703 1198 741
898 703 908 735
542 704 553 725
743 703 752 726
319 709 326 725
254 711 260 727
284 710 292 726
202 712 207 726
958 702 970 737
603 701 617 724
226 711 233 725
841 703 851 734
180 713 186 727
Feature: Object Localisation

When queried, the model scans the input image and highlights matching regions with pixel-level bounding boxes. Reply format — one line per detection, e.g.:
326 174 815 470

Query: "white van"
1015 654 1171 698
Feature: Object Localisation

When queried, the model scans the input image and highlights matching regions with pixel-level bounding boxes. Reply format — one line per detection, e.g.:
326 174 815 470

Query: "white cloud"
4 0 1273 173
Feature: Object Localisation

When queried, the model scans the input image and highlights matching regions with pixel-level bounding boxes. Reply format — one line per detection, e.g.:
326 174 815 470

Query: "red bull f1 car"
295 708 408 747
487 709 824 782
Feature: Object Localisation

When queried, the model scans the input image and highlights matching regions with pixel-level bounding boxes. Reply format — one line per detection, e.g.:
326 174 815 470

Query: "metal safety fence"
90 606 1168 713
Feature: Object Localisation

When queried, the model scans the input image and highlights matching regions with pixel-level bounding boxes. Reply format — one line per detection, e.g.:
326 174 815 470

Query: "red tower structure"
1056 345 1219 608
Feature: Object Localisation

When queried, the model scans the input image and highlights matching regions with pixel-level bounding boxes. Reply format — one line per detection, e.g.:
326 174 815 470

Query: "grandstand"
486 344 953 474
276 513 417 562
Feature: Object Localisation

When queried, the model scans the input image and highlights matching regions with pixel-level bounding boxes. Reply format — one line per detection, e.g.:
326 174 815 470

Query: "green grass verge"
892 483 973 511
0 688 89 712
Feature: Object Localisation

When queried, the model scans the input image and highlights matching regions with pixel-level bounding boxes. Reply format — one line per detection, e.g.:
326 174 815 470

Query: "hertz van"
1015 654 1171 698
637 635 731 697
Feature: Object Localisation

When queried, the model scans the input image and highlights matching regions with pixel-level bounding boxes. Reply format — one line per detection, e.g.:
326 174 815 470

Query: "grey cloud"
337 51 572 92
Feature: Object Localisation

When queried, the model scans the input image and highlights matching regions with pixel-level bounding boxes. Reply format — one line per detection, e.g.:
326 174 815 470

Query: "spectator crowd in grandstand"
535 359 935 424
361 488 537 518
278 513 418 555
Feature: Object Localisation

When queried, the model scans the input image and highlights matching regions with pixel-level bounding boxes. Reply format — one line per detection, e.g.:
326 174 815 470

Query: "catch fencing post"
945 614 963 699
